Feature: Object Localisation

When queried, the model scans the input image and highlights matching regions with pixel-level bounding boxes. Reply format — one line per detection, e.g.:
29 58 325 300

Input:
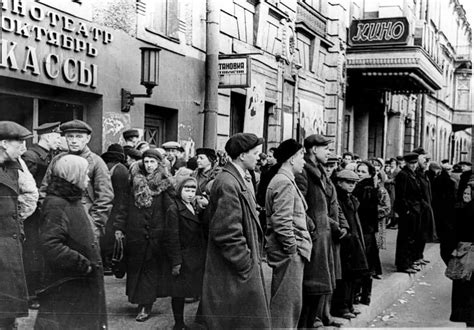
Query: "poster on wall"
243 74 266 137
300 98 325 138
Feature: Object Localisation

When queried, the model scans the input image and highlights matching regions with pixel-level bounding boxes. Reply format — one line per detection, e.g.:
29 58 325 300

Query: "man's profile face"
1 139 26 161
314 145 330 164
241 145 262 171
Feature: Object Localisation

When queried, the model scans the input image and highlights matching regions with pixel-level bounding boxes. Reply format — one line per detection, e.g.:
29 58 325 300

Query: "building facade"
1 0 471 163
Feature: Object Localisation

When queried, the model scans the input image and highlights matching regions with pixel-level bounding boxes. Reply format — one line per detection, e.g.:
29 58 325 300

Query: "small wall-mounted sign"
218 55 251 88
349 17 409 47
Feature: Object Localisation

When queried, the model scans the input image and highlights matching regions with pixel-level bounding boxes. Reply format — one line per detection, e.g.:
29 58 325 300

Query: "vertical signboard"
243 73 266 136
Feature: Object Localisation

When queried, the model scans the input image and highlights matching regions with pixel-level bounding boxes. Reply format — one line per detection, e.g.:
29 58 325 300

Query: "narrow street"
370 255 465 328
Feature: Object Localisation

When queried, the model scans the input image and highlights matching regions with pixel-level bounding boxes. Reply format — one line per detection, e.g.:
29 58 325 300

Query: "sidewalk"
337 228 442 328
17 228 441 329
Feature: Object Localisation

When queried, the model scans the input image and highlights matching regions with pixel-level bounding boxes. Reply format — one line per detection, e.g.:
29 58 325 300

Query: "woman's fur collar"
46 175 83 201
130 161 173 208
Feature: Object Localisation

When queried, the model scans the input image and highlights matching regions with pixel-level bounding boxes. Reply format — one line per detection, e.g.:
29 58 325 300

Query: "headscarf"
52 154 89 189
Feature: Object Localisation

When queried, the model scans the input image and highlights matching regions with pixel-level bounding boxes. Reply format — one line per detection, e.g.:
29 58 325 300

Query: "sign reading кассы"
218 55 251 88
0 0 113 91
349 17 409 47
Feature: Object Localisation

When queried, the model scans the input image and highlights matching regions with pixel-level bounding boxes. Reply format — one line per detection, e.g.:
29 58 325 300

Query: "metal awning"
347 46 443 94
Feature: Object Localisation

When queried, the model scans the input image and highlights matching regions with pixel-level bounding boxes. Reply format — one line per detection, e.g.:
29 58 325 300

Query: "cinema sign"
349 17 409 47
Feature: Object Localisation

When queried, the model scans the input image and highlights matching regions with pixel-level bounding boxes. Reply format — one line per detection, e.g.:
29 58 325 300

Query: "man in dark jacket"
0 121 33 329
201 133 270 329
296 134 347 328
412 147 436 265
39 120 114 238
21 122 62 309
394 153 424 273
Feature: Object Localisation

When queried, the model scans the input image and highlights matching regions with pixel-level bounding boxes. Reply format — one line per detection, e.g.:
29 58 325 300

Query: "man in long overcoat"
412 148 436 264
0 121 33 329
201 133 270 329
296 134 348 328
21 122 61 308
39 120 113 238
394 153 424 273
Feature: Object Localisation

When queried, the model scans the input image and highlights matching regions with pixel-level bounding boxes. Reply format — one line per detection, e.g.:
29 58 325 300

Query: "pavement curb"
337 242 441 328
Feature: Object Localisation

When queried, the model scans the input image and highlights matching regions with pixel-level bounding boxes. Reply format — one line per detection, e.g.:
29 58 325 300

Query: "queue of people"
0 118 473 329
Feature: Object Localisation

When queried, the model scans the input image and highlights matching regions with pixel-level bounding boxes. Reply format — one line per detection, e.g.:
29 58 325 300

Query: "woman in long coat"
164 176 205 329
114 149 175 322
447 185 474 327
35 154 107 329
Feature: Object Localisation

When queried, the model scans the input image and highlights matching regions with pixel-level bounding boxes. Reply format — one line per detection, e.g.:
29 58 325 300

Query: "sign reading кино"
349 17 409 47
0 0 114 91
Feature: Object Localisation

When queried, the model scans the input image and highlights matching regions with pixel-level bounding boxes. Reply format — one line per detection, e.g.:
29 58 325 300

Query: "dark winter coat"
201 162 271 329
164 198 205 297
353 178 379 234
22 144 55 295
36 176 107 329
114 162 175 304
295 154 347 295
415 167 437 242
449 200 474 324
0 160 29 320
433 170 457 263
100 161 129 264
336 186 369 278
40 146 114 236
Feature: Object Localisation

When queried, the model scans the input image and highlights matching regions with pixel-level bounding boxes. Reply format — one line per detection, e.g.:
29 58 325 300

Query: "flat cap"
34 122 61 135
196 147 217 163
143 148 163 161
428 162 441 171
123 129 139 139
403 152 419 163
60 120 92 134
225 133 264 159
274 139 303 164
304 134 332 149
336 169 359 182
458 161 472 166
162 141 181 150
412 147 427 155
0 121 33 140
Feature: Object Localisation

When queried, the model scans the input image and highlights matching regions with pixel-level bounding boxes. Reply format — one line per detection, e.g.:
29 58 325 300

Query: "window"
147 0 179 39
304 0 322 11
317 50 326 77
296 33 312 71
234 3 255 44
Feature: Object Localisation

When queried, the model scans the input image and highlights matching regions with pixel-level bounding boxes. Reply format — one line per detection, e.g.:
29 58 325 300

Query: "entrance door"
144 115 165 147
144 104 178 147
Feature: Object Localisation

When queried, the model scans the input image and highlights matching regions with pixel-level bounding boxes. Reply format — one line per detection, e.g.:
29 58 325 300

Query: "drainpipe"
203 0 219 148
419 94 426 149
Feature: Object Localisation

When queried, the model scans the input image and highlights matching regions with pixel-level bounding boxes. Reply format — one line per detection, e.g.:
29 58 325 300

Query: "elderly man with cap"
295 134 348 328
162 141 187 175
39 119 113 238
411 147 436 267
20 122 62 309
394 152 424 273
201 133 270 329
0 121 32 329
265 139 312 328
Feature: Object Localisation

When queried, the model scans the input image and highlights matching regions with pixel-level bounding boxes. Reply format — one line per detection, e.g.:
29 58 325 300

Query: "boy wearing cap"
0 121 32 329
201 133 270 329
265 139 312 328
39 120 114 238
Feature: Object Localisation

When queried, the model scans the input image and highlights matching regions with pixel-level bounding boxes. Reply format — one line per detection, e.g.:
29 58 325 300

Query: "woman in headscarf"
35 154 107 330
114 149 175 322
164 176 206 329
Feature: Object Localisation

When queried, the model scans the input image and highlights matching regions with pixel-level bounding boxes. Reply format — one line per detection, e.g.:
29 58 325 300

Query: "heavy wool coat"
295 155 348 295
449 200 474 324
0 160 29 320
201 162 271 329
36 176 107 329
114 162 175 304
164 198 205 297
415 167 437 242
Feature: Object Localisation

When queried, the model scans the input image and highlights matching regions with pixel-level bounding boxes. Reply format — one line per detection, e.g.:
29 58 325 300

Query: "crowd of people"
0 118 473 329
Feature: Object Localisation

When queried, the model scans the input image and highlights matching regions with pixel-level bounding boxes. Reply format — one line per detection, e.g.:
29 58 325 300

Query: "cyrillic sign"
218 56 250 88
349 17 409 47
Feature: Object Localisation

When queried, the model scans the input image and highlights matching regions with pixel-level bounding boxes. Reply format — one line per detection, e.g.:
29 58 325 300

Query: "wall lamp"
121 47 161 112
